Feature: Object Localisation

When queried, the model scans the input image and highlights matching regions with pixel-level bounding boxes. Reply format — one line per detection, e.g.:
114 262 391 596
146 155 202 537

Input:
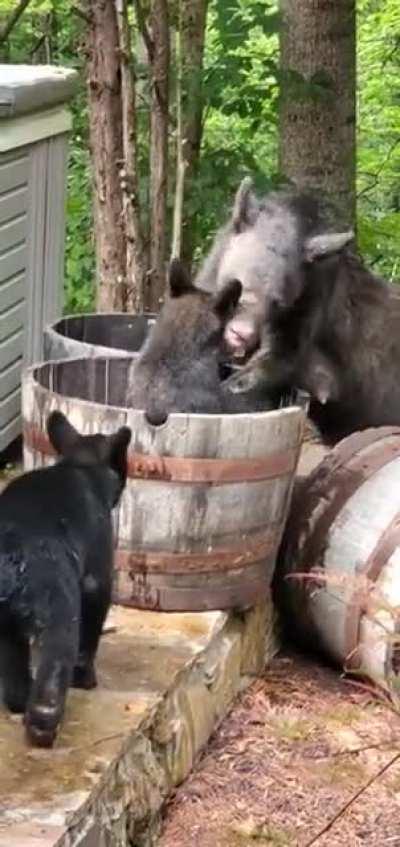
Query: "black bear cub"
0 411 131 747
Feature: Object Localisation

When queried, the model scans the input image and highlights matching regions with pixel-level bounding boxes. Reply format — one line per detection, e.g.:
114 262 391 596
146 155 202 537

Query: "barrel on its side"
277 427 400 690
44 313 156 361
22 356 305 613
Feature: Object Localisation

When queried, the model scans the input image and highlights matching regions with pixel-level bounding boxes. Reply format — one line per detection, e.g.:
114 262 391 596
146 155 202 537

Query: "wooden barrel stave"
22 357 305 613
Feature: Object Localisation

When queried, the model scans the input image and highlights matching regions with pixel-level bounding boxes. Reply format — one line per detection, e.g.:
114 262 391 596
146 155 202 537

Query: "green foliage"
1 0 399 311
194 0 279 261
358 0 400 280
1 0 95 313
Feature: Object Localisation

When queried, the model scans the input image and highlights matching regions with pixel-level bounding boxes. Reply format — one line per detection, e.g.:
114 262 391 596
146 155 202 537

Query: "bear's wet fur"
0 411 131 747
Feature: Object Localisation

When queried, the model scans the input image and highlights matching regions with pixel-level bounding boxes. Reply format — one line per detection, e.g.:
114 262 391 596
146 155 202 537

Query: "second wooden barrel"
44 313 156 361
277 427 400 690
22 356 305 613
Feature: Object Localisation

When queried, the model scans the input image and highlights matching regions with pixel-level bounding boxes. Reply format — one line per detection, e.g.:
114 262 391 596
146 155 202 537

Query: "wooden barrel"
43 313 156 361
277 427 400 690
22 356 305 613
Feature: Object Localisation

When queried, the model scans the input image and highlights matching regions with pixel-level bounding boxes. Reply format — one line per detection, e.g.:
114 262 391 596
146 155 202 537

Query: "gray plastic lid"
0 64 79 118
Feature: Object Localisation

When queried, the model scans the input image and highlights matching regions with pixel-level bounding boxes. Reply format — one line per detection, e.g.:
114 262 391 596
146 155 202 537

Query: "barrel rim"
46 311 157 331
22 357 307 424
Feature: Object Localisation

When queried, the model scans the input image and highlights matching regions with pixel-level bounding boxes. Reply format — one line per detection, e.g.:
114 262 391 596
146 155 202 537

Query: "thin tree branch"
0 0 33 46
133 0 153 62
357 138 400 199
303 752 400 847
71 4 91 25
29 33 46 57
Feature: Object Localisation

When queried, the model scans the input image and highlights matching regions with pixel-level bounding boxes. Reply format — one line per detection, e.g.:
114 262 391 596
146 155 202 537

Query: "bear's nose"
145 407 168 427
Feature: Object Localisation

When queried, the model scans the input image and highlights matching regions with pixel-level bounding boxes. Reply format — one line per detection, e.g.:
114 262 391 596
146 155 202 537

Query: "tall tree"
85 0 126 311
279 0 356 228
115 0 145 313
85 0 145 312
136 0 170 311
172 0 209 269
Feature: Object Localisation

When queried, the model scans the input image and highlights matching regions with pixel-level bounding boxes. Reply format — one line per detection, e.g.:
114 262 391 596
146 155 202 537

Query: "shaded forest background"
1 0 399 313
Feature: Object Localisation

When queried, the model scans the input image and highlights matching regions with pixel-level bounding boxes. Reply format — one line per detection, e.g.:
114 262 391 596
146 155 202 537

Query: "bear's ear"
108 426 132 478
213 279 242 323
232 177 259 232
303 230 354 263
47 411 80 456
168 258 195 298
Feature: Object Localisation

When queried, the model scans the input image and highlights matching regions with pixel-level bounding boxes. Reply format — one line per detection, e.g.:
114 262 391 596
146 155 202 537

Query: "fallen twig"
329 740 397 758
343 676 400 717
302 751 400 847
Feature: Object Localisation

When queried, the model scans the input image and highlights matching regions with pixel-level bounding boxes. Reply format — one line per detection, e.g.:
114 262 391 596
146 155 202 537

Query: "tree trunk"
279 0 356 228
115 0 145 313
172 0 209 270
85 0 126 311
147 0 169 311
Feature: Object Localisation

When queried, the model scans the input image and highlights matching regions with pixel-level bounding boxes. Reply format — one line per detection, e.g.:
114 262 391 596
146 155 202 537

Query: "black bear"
127 258 275 423
0 411 131 747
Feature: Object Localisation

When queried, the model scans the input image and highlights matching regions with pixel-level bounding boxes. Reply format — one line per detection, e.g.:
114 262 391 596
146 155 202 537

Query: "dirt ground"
159 651 400 847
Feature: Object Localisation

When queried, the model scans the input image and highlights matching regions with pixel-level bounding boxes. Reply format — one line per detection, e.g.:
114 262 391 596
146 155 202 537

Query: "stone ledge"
0 600 276 847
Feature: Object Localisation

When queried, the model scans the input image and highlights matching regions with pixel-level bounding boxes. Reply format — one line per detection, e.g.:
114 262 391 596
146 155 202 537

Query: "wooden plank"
0 242 26 283
0 300 25 343
0 155 29 195
0 213 27 253
0 186 28 226
125 405 303 460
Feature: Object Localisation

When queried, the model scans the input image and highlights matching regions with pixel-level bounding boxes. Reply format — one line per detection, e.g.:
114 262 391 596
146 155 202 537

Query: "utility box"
0 64 78 451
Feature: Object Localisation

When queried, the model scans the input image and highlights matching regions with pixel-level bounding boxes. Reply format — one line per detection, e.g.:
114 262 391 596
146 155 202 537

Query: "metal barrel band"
115 526 281 575
345 511 400 670
112 563 271 613
23 421 299 484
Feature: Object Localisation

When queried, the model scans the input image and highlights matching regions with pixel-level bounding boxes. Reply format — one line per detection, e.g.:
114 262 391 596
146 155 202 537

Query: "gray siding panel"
0 415 21 452
0 155 29 194
0 186 28 225
0 148 29 450
0 147 29 166
0 273 24 311
0 385 21 428
0 328 24 365
0 357 22 400
0 301 25 342
0 213 27 252
0 150 29 416
0 132 68 450
0 242 27 283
